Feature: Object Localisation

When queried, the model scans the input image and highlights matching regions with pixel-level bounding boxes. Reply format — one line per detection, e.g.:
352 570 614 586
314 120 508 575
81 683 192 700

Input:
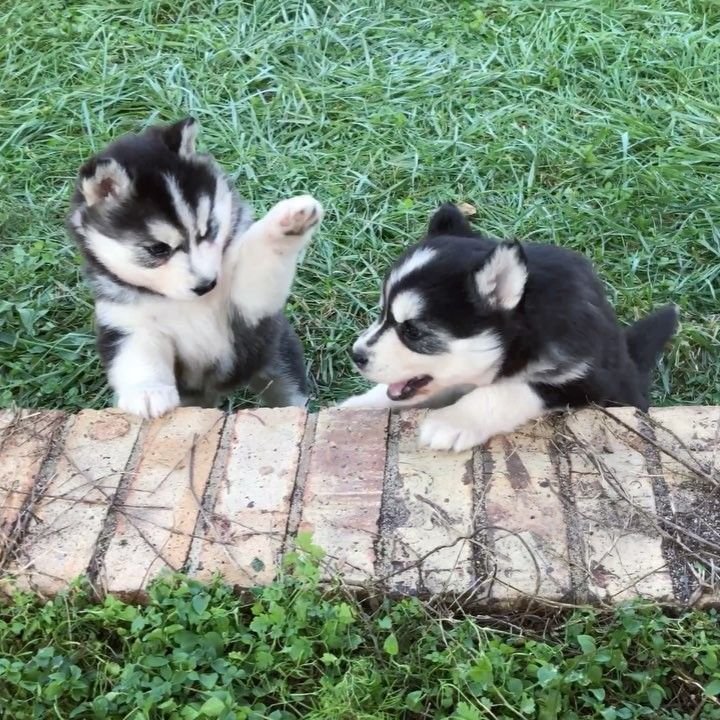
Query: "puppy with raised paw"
68 118 322 418
341 203 678 452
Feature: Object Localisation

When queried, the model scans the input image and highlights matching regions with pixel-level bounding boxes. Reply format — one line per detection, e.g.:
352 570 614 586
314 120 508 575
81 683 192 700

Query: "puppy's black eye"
401 321 424 342
147 242 172 258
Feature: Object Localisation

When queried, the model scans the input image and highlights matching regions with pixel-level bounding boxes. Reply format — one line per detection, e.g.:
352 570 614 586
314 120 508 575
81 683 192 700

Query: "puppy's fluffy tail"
625 304 679 397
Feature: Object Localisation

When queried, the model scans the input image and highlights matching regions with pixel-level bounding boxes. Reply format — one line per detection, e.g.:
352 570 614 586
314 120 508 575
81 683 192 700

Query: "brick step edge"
1 405 718 608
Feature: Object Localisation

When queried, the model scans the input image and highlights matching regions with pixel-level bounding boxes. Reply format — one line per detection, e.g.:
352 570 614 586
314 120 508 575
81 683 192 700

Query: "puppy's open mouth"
387 375 433 401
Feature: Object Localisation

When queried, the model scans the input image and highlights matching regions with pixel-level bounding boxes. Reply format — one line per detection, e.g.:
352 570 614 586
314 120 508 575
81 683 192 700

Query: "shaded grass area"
1 547 719 719
1 0 718 410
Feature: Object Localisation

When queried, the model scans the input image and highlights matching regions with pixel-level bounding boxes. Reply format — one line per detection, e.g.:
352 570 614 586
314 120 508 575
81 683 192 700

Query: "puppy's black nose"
193 279 217 296
351 349 368 369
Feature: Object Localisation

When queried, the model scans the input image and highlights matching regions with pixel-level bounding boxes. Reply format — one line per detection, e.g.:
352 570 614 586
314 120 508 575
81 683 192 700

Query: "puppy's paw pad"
269 195 323 238
118 384 180 419
419 415 486 452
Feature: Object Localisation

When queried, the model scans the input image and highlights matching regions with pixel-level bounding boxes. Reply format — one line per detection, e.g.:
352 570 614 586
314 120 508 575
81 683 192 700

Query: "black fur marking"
152 117 197 155
400 323 449 354
249 321 309 404
96 325 126 370
427 202 474 237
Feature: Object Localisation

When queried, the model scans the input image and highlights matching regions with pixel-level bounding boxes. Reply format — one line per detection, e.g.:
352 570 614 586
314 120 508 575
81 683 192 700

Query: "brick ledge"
1 405 718 608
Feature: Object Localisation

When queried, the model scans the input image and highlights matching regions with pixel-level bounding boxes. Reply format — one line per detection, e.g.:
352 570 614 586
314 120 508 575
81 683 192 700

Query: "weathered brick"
483 418 570 603
6 411 141 595
382 411 475 595
567 408 673 602
299 408 388 584
650 406 719 479
650 406 720 605
0 411 65 565
190 407 306 586
100 408 224 597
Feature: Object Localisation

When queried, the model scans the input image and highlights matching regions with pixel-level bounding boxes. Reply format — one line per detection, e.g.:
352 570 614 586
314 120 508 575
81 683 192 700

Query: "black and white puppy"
342 204 678 452
67 118 322 418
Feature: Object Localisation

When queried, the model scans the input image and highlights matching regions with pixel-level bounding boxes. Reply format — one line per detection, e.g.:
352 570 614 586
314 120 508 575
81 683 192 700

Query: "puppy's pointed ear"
427 203 474 237
79 158 132 207
474 241 527 310
158 117 198 158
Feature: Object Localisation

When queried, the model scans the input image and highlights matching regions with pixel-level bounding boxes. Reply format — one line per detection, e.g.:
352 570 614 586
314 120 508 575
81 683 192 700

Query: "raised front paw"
419 408 489 452
117 383 180 419
265 195 323 250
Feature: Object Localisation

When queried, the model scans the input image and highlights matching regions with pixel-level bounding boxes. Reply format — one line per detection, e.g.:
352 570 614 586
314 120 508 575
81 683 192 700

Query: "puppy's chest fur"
96 285 269 394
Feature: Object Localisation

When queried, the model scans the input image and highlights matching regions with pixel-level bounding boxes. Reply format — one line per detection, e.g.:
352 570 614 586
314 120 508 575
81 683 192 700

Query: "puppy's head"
351 204 528 401
68 118 237 300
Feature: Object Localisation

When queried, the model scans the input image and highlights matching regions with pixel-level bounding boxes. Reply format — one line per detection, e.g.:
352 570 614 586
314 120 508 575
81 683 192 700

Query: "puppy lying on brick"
342 203 678 452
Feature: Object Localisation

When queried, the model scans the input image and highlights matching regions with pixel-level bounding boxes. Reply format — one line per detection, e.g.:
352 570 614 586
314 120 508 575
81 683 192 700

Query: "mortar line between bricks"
470 446 491 595
86 418 148 594
374 411 401 584
636 410 690 603
282 411 318 552
550 417 589 604
0 413 69 571
184 412 233 575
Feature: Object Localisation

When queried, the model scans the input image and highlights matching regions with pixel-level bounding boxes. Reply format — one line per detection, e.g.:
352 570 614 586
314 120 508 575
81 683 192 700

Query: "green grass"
1 0 719 410
1 543 720 720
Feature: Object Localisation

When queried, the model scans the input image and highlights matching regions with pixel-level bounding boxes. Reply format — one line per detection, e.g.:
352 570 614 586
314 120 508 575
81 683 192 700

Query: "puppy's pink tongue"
387 382 408 401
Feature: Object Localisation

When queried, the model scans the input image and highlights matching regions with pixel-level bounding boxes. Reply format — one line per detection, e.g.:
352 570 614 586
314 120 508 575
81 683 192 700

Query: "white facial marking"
475 244 527 310
213 177 234 246
147 220 184 249
85 227 196 299
387 247 437 291
390 290 424 323
190 240 222 282
359 327 424 379
165 175 196 239
355 318 503 391
196 195 211 237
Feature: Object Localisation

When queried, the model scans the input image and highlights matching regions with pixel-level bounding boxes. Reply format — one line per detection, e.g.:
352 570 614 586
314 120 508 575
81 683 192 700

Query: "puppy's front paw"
419 408 489 452
338 394 376 409
117 383 180 419
337 384 398 409
266 195 323 251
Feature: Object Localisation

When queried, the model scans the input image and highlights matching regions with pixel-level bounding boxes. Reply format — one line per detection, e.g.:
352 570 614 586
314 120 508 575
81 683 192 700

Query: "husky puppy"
67 118 322 418
342 204 678 452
